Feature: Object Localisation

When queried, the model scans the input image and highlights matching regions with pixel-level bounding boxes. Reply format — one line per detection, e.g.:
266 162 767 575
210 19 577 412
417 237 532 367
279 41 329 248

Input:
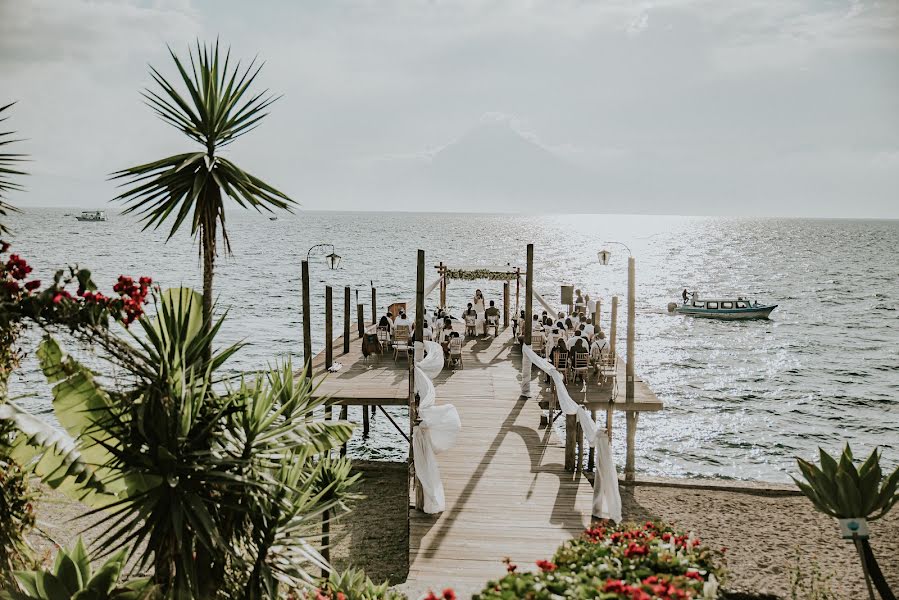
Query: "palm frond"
0 101 28 235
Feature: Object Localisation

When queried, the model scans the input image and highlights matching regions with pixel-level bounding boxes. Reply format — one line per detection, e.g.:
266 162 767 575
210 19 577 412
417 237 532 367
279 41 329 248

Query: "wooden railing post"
357 303 364 337
524 244 534 342
610 296 619 357
413 249 425 511
503 281 510 327
325 286 333 419
343 286 351 354
625 256 637 480
301 261 312 382
371 286 377 325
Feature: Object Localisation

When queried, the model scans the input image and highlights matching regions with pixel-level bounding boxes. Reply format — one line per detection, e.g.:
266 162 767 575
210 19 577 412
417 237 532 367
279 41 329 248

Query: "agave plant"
309 568 406 600
0 101 27 236
111 40 295 344
794 445 898 600
27 287 353 599
2 537 151 600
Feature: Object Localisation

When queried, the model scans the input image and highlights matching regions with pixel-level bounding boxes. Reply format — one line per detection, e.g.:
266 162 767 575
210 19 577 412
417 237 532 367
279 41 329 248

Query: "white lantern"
326 251 342 270
597 249 611 266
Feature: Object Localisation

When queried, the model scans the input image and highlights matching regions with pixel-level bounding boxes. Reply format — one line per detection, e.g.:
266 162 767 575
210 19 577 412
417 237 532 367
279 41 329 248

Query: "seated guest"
378 312 393 332
421 320 432 341
571 334 590 355
463 303 477 318
591 330 609 359
582 318 595 340
564 317 574 332
485 300 500 320
394 311 412 331
566 329 583 350
551 336 568 365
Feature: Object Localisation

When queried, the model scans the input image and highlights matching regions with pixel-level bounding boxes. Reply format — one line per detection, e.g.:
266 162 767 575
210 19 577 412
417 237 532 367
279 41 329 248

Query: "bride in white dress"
473 289 486 335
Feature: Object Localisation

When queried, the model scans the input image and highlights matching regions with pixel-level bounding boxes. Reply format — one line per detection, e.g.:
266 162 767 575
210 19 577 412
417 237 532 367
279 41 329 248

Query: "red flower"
24 280 40 291
336 594 346 600
0 241 9 253
502 557 517 573
423 591 439 600
624 542 649 558
535 559 557 572
3 280 20 294
684 570 703 580
603 579 628 593
442 589 456 600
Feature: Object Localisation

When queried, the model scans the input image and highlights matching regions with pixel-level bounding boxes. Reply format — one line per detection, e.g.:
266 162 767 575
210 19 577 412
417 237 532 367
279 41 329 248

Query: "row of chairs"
464 314 501 337
531 333 618 386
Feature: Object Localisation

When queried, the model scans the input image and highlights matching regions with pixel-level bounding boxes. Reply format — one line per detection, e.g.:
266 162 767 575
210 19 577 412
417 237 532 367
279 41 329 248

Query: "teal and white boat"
669 297 776 320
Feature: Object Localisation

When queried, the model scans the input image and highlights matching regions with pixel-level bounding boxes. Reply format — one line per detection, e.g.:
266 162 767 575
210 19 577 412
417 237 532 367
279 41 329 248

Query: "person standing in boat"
682 288 689 303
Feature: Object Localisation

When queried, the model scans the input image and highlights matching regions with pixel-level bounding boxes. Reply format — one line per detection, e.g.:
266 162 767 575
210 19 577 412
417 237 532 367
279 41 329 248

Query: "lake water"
6 209 898 483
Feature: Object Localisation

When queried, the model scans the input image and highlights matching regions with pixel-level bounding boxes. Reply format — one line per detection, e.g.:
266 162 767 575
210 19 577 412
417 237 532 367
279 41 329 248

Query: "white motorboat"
668 297 777 320
75 210 107 222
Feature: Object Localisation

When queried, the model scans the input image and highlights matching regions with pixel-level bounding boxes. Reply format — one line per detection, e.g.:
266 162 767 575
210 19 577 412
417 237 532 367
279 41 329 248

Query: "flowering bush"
474 522 725 599
1 243 152 330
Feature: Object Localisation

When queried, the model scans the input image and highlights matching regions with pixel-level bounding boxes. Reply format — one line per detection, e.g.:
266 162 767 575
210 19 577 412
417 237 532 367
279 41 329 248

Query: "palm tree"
0 101 27 236
112 40 295 338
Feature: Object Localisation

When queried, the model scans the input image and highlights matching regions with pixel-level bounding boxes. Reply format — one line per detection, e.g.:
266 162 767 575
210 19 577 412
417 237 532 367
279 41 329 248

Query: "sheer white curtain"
412 340 461 514
520 343 622 522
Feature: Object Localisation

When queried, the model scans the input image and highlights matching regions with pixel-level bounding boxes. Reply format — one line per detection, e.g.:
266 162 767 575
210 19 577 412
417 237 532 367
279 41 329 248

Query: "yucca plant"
2 537 152 600
309 568 406 600
111 40 295 352
26 288 354 599
794 445 898 600
0 101 27 236
309 456 361 572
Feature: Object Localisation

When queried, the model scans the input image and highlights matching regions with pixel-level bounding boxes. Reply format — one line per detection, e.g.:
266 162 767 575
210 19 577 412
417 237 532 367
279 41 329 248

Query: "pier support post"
438 261 446 309
302 261 312 382
326 286 333 369
413 249 425 511
371 286 377 325
564 414 577 471
610 296 618 357
325 286 333 419
344 286 351 354
503 282 510 327
625 256 637 480
524 245 534 341
587 409 596 471
357 303 364 337
362 405 370 437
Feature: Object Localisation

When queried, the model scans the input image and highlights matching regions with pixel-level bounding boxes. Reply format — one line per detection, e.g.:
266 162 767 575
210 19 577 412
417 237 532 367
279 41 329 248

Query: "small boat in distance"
668 297 777 320
75 210 107 222
269 216 278 221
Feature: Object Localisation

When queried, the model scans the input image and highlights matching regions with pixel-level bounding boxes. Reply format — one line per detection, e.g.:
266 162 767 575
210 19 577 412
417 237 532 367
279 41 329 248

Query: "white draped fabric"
412 340 462 514
520 343 622 522
531 289 557 317
400 277 444 319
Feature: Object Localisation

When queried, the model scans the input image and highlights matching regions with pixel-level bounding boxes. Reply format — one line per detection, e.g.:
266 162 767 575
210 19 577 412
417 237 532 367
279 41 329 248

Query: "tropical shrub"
10 287 354 600
474 521 724 600
0 457 36 586
794 445 898 600
302 568 406 600
1 537 151 600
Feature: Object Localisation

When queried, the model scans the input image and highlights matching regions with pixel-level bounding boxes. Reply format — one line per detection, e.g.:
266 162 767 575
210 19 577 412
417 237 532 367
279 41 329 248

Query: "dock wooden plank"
304 324 663 594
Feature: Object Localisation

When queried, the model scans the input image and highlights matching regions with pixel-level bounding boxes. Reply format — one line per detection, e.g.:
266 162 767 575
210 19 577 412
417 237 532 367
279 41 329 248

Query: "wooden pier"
301 247 663 594
307 323 661 593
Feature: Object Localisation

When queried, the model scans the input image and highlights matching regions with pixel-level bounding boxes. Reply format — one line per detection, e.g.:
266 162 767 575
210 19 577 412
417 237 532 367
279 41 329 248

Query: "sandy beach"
25 468 897 599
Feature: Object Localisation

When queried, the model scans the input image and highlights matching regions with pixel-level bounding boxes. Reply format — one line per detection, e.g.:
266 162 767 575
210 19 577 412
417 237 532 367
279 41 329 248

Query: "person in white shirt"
582 318 595 341
586 294 596 316
394 311 412 331
590 330 609 366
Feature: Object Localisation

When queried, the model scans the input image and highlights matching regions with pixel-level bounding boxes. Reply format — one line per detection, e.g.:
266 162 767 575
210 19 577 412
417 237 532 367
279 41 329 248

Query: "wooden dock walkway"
307 324 662 595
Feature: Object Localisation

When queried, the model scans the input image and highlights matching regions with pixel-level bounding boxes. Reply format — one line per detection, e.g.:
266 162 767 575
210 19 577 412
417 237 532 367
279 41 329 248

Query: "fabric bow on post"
412 340 461 514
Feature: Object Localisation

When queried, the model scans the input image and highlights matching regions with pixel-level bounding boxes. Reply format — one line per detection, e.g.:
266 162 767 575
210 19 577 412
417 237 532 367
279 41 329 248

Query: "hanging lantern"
597 249 611 266
326 251 342 270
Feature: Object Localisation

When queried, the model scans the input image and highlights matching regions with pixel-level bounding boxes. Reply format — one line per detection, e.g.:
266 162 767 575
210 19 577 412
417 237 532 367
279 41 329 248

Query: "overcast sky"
2 0 897 217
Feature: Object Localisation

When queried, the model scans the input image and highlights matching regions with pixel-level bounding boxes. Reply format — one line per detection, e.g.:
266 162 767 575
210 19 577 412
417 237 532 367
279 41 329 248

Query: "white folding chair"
393 326 411 362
